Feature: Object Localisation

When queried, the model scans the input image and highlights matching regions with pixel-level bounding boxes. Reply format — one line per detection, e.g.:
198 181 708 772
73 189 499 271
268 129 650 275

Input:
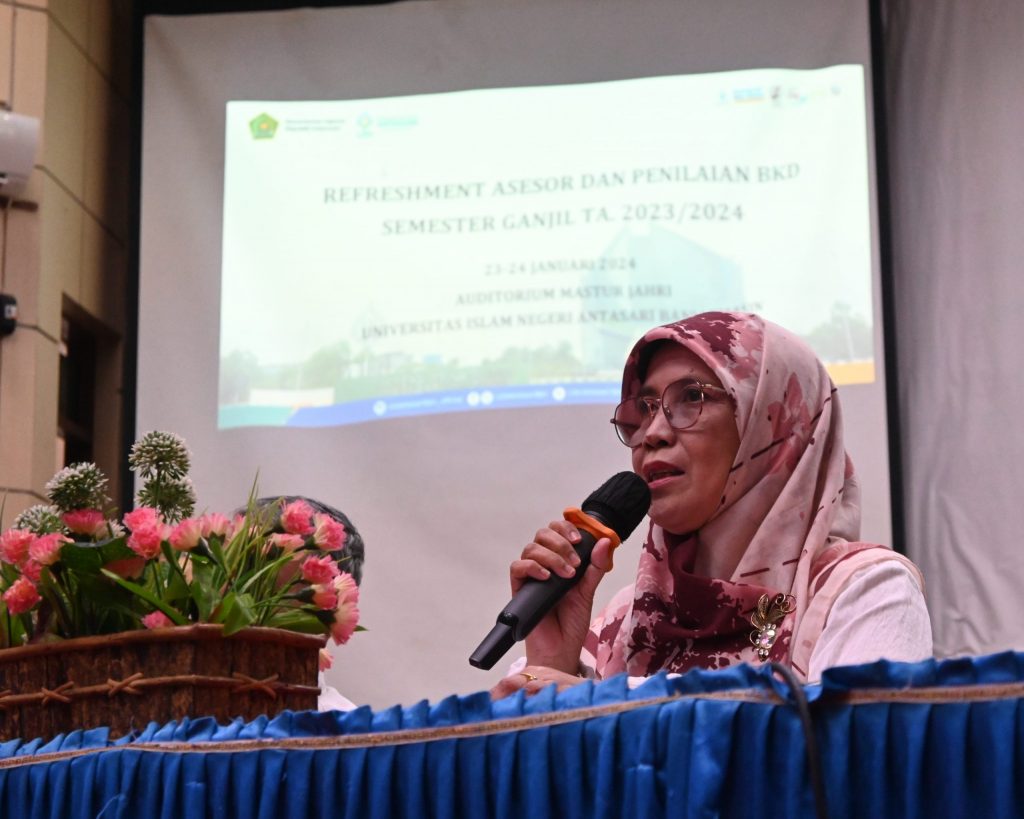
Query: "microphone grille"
581 472 651 541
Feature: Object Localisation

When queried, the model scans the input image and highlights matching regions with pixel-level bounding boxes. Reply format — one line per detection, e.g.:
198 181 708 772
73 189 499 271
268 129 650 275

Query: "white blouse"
804 558 933 681
507 559 934 686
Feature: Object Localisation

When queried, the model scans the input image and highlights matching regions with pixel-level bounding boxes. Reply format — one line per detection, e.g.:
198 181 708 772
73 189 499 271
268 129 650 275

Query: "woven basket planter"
0 624 325 742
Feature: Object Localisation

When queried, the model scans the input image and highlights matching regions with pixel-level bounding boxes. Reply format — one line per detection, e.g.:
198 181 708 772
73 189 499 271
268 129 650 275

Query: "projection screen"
139 0 889 708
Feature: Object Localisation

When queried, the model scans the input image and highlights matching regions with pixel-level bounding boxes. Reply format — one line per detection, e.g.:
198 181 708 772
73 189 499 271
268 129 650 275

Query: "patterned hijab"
584 311 910 680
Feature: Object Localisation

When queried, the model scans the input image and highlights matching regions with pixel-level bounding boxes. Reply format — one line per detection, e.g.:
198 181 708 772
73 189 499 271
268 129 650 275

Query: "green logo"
249 113 278 140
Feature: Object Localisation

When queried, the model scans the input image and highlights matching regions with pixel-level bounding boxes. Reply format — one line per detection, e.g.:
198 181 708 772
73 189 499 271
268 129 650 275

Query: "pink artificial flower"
62 508 107 537
270 532 305 553
333 571 359 605
28 532 70 566
199 513 231 539
169 518 203 551
330 598 359 645
329 572 360 645
3 577 41 615
127 524 165 559
311 514 347 551
142 611 174 629
227 514 248 540
21 560 43 583
318 648 333 672
280 500 315 536
123 506 162 532
0 529 34 566
311 583 338 610
301 554 339 585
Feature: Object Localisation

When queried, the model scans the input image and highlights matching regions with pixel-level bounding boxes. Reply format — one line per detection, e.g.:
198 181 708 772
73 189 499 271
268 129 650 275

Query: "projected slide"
219 66 874 429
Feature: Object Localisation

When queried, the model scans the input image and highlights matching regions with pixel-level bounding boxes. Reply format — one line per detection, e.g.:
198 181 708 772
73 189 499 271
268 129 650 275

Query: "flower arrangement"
0 432 360 667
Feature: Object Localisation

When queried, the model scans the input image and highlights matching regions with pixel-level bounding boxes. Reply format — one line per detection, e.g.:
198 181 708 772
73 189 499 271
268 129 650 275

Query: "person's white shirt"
804 559 932 680
508 560 933 685
318 672 357 711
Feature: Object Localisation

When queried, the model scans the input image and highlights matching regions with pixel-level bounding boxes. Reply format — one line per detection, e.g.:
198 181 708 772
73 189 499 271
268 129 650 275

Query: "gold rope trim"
1 680 1023 771
822 680 1024 705
0 691 770 769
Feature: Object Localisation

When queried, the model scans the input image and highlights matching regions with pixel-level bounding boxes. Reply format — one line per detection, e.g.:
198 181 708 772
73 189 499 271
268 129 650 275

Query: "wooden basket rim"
0 624 327 662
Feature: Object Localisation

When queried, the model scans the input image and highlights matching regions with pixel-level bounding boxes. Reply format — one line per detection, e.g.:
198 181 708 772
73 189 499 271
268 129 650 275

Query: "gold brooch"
749 593 795 661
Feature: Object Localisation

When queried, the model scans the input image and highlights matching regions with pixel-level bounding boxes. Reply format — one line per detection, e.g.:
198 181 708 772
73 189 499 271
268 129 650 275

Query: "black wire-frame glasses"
610 378 730 447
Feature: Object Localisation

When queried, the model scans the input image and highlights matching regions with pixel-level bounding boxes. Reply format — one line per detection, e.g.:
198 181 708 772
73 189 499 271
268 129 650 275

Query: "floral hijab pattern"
583 311 917 680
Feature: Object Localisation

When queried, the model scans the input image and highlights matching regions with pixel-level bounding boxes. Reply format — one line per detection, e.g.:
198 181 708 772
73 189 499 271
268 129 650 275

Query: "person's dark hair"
246 495 365 585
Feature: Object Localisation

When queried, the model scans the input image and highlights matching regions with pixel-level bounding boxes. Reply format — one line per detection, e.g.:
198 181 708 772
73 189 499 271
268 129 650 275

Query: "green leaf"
163 570 192 610
264 608 328 635
64 566 144 636
238 552 293 595
207 537 229 573
159 543 194 611
100 569 189 626
98 536 135 563
215 592 256 635
59 536 134 574
59 543 105 574
185 557 218 621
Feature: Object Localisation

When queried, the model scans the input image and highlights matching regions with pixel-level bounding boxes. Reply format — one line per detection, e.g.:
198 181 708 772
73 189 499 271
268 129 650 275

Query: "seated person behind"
248 495 365 711
493 311 932 698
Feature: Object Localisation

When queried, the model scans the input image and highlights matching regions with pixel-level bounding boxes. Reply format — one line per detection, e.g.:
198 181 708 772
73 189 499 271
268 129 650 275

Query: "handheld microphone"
468 471 650 670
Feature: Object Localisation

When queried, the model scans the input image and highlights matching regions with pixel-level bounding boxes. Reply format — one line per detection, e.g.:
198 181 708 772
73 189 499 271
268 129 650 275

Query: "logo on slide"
249 113 279 140
356 113 374 138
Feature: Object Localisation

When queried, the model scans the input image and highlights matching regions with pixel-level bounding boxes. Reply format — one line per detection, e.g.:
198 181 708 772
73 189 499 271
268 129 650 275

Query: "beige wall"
0 0 133 527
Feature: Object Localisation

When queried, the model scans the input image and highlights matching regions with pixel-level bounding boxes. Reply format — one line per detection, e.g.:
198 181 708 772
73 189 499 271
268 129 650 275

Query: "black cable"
771 663 829 819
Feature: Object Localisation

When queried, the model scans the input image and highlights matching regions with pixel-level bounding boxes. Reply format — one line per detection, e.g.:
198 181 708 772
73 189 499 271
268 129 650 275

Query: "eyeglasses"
610 378 730 447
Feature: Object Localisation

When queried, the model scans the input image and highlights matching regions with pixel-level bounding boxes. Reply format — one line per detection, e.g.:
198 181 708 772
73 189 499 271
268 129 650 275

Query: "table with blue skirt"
0 652 1022 818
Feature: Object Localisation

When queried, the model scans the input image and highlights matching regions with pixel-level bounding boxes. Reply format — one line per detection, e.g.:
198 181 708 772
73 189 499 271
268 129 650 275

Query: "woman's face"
629 344 740 535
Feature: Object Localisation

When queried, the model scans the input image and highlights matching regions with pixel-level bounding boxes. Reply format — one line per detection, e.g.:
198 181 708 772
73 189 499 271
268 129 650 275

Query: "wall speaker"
0 111 40 199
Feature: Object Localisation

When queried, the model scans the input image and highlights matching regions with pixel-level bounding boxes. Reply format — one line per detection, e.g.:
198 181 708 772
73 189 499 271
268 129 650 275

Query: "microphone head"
581 472 651 541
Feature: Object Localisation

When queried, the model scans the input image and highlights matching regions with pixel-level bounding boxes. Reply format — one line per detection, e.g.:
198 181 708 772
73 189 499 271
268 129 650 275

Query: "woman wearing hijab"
494 311 931 696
